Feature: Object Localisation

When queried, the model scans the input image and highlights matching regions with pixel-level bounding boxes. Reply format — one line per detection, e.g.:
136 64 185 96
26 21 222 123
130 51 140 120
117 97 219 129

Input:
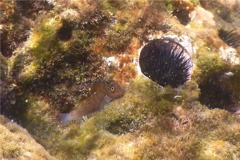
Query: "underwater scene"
0 0 240 159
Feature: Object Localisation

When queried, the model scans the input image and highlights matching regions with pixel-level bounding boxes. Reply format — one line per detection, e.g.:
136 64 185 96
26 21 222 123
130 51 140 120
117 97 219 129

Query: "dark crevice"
106 117 140 135
199 75 233 110
57 21 73 41
172 9 191 25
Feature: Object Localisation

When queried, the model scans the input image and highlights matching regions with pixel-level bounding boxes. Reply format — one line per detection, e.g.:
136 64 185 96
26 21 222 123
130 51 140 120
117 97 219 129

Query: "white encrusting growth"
103 56 120 67
137 45 144 76
220 47 240 65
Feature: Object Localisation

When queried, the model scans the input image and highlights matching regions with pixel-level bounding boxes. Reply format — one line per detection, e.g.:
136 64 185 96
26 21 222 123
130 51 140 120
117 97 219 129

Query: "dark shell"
218 28 240 48
139 38 193 88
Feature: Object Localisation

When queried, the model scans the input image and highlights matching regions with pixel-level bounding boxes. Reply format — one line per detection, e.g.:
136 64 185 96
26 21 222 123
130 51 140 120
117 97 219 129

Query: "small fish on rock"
59 80 125 123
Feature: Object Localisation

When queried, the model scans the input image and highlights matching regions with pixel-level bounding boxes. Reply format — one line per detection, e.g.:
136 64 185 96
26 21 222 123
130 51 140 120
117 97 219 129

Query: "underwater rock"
200 0 240 24
194 44 240 112
56 77 240 159
0 55 8 81
139 38 193 88
0 116 55 159
2 0 240 159
0 0 53 58
172 0 196 25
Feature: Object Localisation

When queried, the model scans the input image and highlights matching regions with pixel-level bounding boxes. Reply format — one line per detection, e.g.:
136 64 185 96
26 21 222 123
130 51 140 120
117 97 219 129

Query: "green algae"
193 45 230 83
100 0 118 13
0 115 54 159
191 41 240 109
30 15 61 59
8 14 63 83
6 94 63 159
56 77 238 159
52 77 204 159
51 77 176 156
2 144 22 159
163 0 174 13
2 0 240 159
7 9 110 113
8 11 103 85
198 140 239 160
6 52 240 159
0 55 8 81
190 0 200 6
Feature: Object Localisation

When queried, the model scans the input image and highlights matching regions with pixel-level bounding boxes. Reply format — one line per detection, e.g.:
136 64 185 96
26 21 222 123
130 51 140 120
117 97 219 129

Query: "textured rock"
0 116 54 160
1 0 240 159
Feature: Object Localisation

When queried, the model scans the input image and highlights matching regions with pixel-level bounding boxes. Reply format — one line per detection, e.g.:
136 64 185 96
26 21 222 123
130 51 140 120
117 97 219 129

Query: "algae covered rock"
0 116 54 160
55 77 240 160
1 0 240 159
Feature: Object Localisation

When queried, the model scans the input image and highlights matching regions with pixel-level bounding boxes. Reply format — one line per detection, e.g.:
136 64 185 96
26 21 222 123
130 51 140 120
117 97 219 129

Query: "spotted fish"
60 81 125 123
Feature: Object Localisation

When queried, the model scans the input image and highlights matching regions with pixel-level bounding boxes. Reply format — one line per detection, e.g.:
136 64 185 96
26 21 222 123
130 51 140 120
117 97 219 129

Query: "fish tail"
59 113 71 123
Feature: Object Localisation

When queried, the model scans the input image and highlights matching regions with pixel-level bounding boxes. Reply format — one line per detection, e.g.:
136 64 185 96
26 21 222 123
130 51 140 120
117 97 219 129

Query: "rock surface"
0 0 240 159
0 116 54 160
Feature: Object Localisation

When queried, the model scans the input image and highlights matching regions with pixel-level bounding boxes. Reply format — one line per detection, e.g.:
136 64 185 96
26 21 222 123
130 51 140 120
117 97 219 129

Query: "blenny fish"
60 80 125 123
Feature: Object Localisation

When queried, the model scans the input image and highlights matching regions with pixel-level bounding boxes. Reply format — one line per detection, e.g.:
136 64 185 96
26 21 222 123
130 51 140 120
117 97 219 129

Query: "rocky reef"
0 115 54 159
1 0 240 159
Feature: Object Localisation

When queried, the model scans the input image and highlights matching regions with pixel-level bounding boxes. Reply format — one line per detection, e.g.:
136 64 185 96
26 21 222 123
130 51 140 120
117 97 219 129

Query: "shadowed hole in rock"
171 0 194 25
106 118 140 135
1 31 13 57
172 9 191 25
199 75 233 110
57 22 73 41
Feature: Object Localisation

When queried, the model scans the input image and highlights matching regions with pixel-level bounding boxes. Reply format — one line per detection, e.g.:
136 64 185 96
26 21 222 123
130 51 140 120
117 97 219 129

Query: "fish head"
105 81 125 99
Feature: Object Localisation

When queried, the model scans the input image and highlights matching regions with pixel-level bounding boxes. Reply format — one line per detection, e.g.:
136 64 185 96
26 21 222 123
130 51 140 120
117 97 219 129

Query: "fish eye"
110 87 115 92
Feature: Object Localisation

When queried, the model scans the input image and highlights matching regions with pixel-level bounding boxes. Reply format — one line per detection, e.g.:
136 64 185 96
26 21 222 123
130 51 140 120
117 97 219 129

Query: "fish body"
60 81 125 123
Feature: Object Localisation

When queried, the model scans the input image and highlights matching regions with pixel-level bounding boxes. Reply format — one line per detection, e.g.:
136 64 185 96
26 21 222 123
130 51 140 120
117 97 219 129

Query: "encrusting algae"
0 115 55 160
1 0 240 159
